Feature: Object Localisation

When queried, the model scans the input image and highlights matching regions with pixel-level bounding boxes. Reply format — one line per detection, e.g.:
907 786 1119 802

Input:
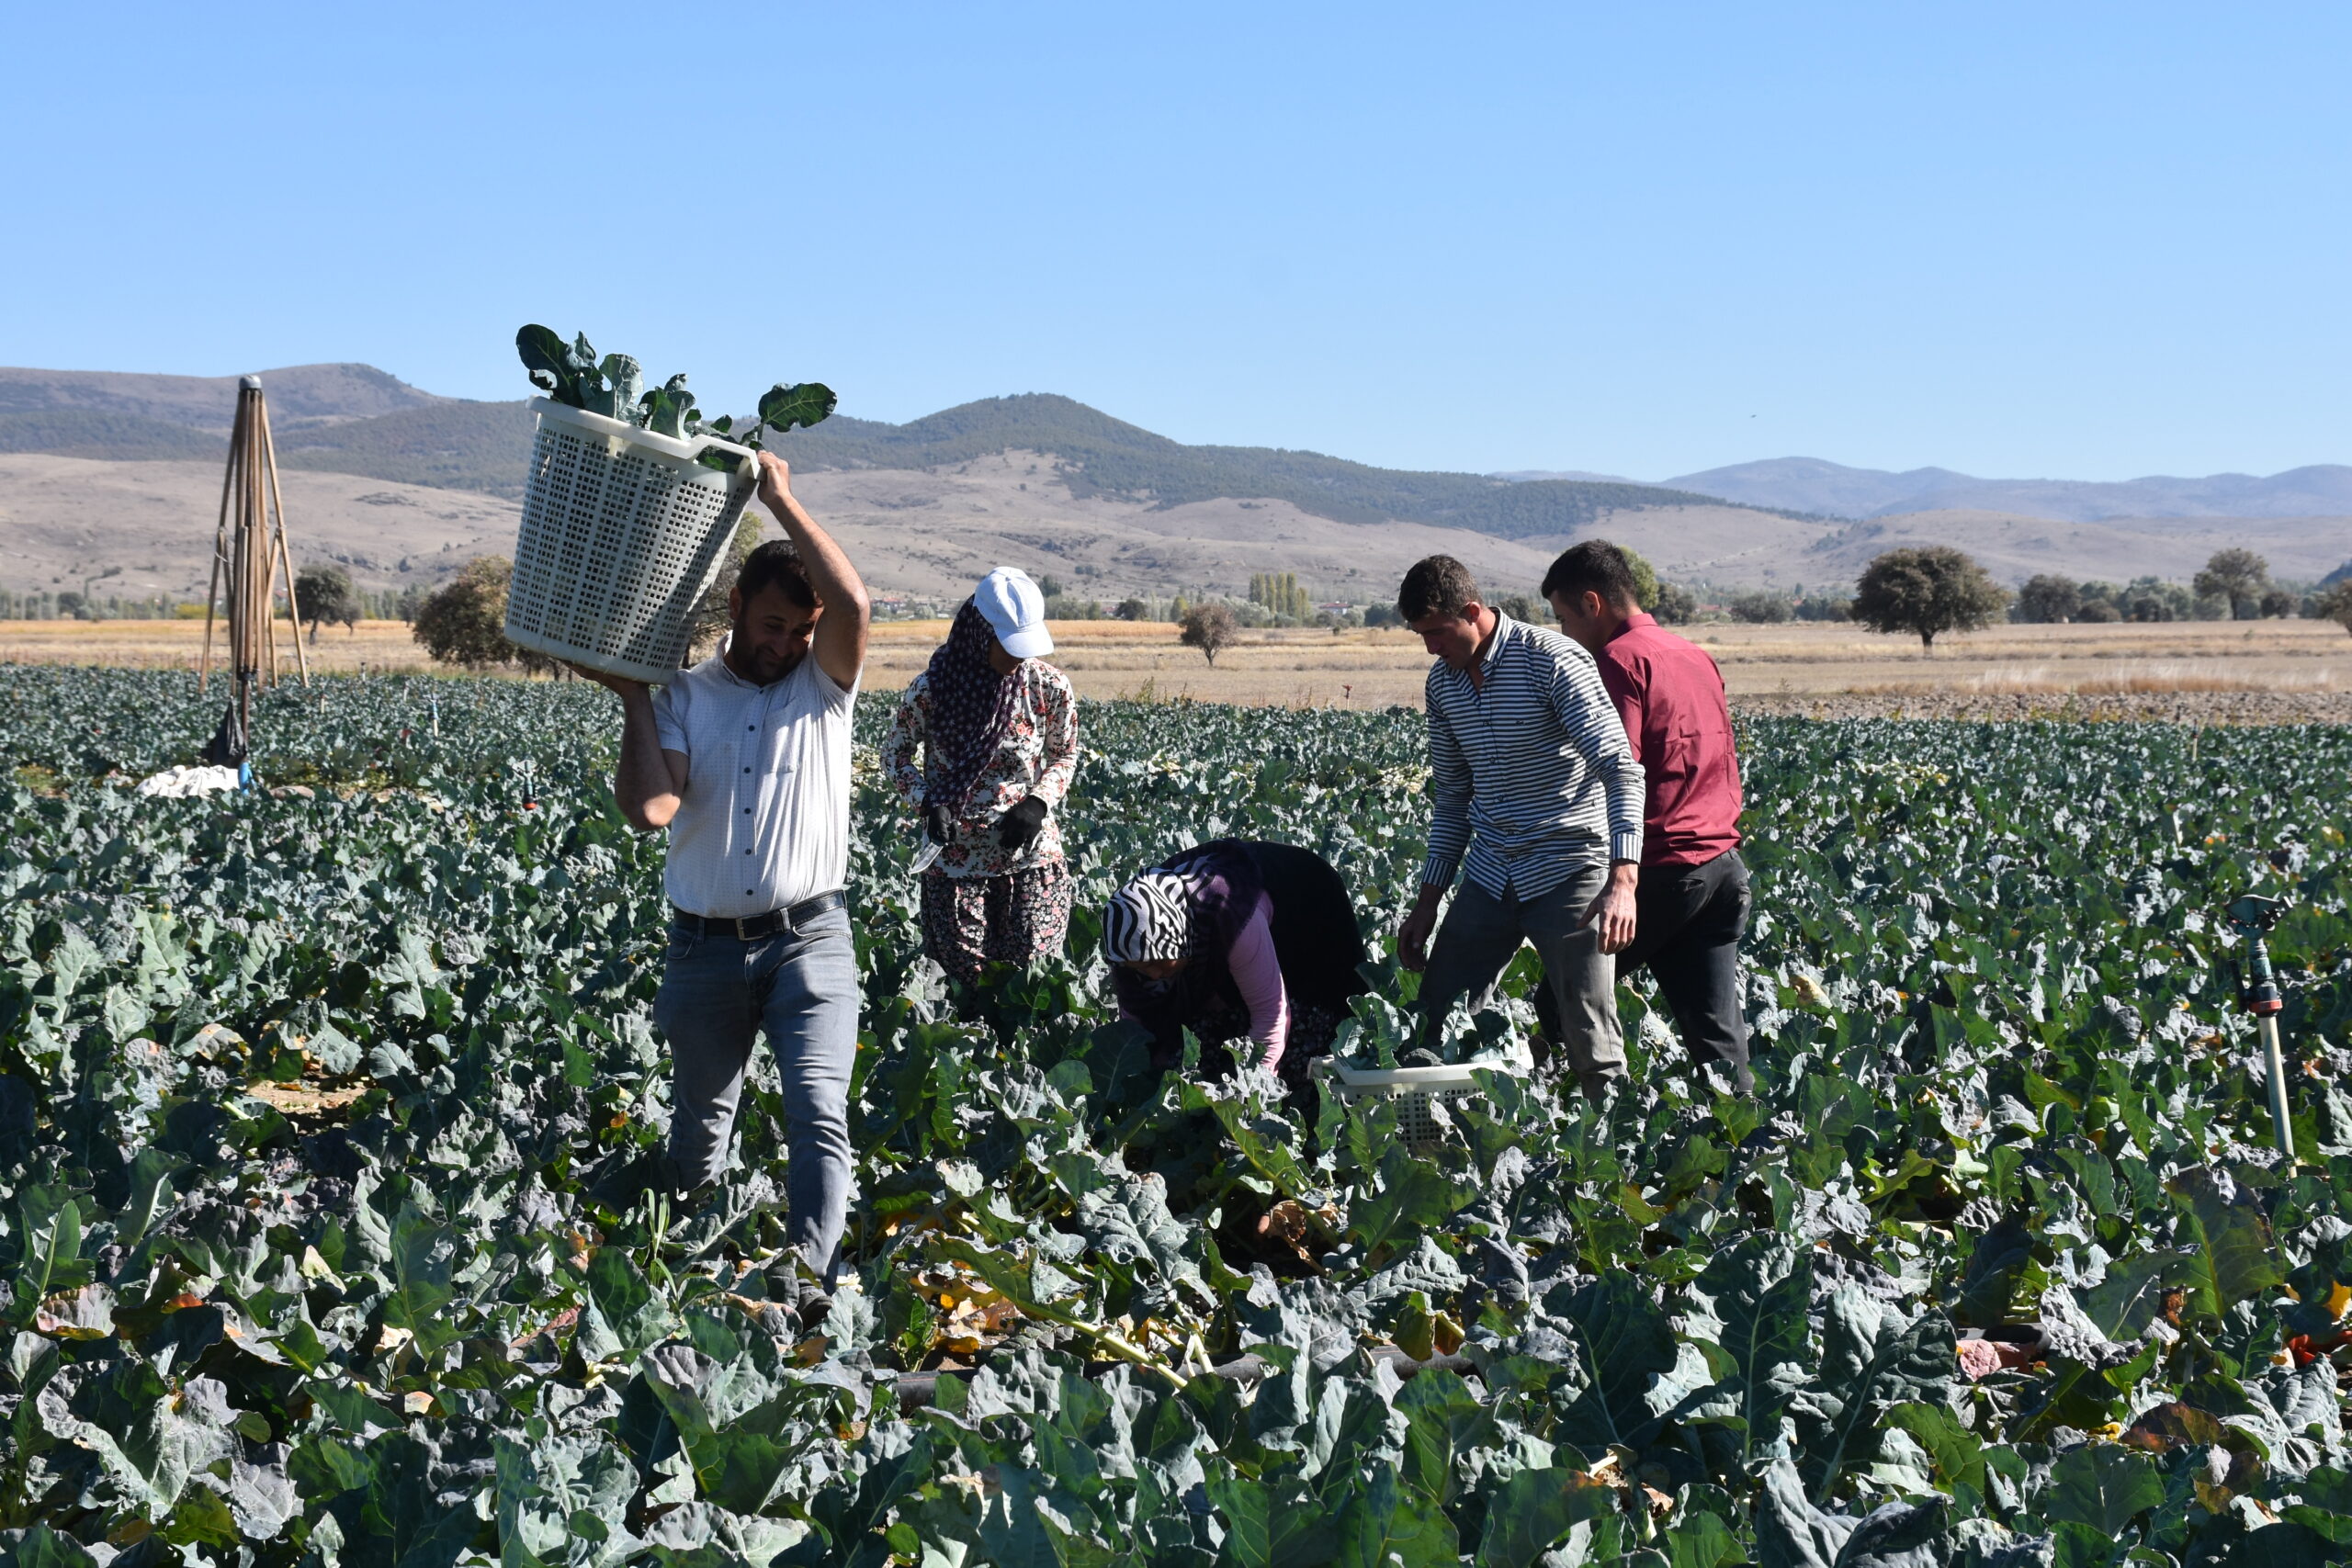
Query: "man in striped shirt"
1395 556 1646 1098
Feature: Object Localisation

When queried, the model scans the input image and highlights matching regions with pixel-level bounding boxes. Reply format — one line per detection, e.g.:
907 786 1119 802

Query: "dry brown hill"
13 444 2346 614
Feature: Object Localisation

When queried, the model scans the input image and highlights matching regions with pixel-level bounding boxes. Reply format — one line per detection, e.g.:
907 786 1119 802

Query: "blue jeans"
651 905 859 1284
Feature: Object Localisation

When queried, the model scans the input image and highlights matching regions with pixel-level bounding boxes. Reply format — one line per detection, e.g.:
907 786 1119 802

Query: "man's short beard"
731 616 806 682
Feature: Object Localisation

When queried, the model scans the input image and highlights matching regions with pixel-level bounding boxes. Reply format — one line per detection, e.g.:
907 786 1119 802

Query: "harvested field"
6 615 2347 719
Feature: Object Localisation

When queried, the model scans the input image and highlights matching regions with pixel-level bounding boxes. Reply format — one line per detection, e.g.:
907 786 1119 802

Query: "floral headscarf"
922 599 1022 816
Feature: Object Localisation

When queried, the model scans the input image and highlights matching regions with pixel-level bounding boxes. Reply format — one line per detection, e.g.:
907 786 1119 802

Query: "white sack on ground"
135 765 243 797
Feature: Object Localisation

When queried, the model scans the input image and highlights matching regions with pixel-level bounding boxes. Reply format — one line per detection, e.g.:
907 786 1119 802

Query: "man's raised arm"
755 453 869 691
567 666 687 831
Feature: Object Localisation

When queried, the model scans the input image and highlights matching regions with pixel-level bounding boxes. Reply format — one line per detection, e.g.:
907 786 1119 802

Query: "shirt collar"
1608 611 1657 644
1478 611 1513 670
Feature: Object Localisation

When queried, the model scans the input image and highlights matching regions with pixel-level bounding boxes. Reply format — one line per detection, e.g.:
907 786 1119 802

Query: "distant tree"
295 564 360 641
1114 597 1150 622
413 557 557 673
1852 547 2007 649
2193 548 2270 620
1179 603 1238 666
2315 581 2352 637
1651 581 1697 625
1364 603 1403 628
688 515 764 652
2123 576 2194 622
1622 549 1661 612
1249 571 1313 620
1792 593 1850 622
2259 587 2297 619
1728 590 1792 624
2077 598 2121 623
2016 574 2081 625
1499 593 1542 625
55 592 87 619
1037 573 1067 599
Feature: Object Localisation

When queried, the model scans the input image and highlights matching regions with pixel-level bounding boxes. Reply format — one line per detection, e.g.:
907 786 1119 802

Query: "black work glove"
998 795 1049 850
924 802 954 845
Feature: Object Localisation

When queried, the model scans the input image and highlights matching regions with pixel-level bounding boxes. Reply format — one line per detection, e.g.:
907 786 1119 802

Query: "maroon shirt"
1593 612 1744 867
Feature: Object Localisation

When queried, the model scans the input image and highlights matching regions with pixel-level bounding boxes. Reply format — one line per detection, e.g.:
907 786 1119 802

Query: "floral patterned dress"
882 660 1080 979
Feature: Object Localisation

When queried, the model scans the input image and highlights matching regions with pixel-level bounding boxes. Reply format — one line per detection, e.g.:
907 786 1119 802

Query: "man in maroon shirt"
1541 541 1754 1093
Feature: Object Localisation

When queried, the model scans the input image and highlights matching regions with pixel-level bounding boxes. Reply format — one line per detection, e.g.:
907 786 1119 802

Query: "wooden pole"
256 392 309 686
199 390 244 695
235 387 259 735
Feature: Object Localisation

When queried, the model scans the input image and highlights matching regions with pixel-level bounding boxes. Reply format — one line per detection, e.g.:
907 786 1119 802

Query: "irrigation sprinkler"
2227 894 2295 1163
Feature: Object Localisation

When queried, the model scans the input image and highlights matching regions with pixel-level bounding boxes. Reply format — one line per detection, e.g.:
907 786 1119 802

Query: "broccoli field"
4 665 2352 1567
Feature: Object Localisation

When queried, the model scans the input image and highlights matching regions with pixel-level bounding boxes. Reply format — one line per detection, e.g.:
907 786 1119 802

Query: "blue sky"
6 3 2348 480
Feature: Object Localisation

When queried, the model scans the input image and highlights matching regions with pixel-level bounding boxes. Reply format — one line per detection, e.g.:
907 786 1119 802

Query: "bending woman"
1102 839 1367 1082
882 568 1079 984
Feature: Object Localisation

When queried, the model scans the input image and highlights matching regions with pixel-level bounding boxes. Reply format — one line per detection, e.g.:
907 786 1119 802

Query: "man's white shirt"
651 645 857 918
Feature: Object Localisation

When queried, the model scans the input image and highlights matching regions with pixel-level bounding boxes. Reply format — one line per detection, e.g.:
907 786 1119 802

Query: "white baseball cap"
974 567 1053 659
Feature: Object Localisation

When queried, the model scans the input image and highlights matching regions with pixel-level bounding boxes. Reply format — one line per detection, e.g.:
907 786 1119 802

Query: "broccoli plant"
515 324 836 471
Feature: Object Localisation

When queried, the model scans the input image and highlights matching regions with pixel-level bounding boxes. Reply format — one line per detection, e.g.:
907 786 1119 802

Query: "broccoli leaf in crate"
516 323 598 408
757 380 837 434
643 385 697 441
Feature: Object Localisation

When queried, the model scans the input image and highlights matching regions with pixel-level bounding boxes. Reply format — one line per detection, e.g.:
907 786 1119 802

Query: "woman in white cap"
883 568 1079 985
1103 839 1367 1087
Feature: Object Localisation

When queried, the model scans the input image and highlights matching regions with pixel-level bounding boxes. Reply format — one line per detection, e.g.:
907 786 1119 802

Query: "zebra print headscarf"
1102 870 1194 964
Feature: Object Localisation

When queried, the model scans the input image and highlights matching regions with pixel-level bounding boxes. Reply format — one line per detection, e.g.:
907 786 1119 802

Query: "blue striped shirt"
1419 614 1645 898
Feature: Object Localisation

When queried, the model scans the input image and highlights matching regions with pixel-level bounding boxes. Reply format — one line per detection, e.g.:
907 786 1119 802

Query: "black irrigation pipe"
890 1348 1478 1412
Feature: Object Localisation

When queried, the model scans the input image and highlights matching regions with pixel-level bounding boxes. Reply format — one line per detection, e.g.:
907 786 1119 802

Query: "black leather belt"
673 889 847 941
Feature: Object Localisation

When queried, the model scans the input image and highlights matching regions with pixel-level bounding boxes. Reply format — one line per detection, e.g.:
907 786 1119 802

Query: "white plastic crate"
504 398 763 682
1311 1058 1521 1149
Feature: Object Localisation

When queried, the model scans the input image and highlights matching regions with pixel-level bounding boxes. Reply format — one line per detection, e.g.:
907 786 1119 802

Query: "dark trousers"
1536 850 1754 1093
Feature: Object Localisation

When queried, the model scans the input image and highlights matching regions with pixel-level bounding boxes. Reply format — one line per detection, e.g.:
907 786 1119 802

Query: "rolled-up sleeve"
1551 651 1645 864
1226 899 1290 1071
1031 667 1079 809
651 681 689 756
881 676 930 807
1419 671 1472 889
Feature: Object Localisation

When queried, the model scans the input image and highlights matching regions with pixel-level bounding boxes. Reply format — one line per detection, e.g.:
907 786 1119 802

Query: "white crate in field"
504 398 763 683
1311 1056 1526 1149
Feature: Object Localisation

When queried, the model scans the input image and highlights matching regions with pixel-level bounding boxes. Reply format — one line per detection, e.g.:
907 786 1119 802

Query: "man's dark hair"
1541 540 1639 610
736 539 815 609
1397 556 1480 621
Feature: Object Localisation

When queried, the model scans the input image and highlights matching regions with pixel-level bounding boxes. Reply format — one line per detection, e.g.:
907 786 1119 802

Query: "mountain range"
0 365 1749 537
2 363 2348 604
1502 455 2352 527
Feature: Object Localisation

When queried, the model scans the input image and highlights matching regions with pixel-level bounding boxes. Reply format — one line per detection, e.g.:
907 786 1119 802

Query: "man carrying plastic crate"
1394 555 1646 1101
1544 540 1754 1096
575 452 871 1336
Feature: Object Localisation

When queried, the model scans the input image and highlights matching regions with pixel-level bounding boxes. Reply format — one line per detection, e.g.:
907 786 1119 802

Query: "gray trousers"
1418 860 1626 1096
651 904 859 1285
